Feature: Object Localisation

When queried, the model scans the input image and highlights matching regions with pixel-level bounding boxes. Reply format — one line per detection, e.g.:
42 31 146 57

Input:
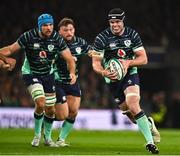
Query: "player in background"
54 17 91 147
91 8 160 154
0 14 76 147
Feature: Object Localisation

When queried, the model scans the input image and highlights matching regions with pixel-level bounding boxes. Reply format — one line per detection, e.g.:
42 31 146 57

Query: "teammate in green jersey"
54 17 91 147
92 8 160 154
0 13 76 147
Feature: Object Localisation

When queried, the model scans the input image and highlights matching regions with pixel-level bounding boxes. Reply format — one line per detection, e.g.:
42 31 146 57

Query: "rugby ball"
108 58 125 81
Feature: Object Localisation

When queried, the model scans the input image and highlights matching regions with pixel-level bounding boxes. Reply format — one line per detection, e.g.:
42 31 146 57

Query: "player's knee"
45 106 55 118
126 93 140 104
125 93 141 115
35 97 46 111
128 105 141 116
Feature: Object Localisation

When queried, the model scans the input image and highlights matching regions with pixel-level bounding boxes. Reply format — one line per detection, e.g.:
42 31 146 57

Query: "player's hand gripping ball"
108 58 126 81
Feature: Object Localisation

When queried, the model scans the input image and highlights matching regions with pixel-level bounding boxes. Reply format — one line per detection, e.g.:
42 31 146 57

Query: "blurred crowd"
0 0 180 128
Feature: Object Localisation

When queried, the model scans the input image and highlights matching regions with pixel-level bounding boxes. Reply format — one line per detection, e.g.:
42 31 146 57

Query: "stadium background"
0 0 180 129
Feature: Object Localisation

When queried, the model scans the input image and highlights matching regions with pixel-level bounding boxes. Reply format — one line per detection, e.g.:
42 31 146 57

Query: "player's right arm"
92 53 117 80
0 42 21 56
0 58 10 70
92 33 117 80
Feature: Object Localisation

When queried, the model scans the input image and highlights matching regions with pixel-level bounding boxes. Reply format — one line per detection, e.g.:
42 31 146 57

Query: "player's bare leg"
55 102 69 121
120 99 160 143
31 96 45 147
119 102 136 123
56 95 80 147
124 85 159 154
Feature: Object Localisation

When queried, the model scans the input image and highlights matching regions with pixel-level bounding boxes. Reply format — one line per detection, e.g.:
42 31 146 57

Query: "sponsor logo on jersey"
48 44 54 51
124 40 131 47
75 47 82 54
117 49 126 58
109 43 117 48
39 51 47 58
34 43 40 48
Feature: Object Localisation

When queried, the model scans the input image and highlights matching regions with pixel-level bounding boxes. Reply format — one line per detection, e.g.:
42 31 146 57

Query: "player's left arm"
92 52 117 80
122 29 148 69
60 48 76 84
123 48 148 68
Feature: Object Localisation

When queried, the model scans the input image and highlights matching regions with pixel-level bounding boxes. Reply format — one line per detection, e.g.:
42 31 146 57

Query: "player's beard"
65 35 74 42
41 30 53 38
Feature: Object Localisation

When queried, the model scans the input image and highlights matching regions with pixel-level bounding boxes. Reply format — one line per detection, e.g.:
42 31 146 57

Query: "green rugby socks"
59 118 75 141
135 111 154 144
34 112 44 137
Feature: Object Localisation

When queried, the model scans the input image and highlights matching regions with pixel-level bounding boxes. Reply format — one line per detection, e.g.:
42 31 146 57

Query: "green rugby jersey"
54 36 90 84
93 27 144 75
17 28 67 76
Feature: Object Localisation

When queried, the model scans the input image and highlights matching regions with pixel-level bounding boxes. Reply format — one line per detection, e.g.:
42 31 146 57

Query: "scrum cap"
108 8 125 21
38 13 54 31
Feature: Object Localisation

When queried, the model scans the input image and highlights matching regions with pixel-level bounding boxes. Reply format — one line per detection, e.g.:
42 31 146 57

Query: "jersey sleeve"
57 36 68 53
81 38 91 55
131 30 144 52
17 32 29 48
93 33 106 53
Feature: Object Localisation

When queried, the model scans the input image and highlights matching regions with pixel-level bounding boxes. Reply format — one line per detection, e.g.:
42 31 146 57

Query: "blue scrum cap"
108 8 125 21
38 13 54 31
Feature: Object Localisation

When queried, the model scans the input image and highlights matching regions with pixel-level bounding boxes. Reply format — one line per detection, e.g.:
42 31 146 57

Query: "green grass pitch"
0 128 180 155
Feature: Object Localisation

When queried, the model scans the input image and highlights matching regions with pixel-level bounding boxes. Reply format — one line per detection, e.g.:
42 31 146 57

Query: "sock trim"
66 118 75 124
34 112 44 119
44 115 54 123
134 111 145 120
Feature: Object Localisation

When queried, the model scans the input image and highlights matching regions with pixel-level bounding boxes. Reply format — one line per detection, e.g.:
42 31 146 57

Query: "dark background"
0 0 180 128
